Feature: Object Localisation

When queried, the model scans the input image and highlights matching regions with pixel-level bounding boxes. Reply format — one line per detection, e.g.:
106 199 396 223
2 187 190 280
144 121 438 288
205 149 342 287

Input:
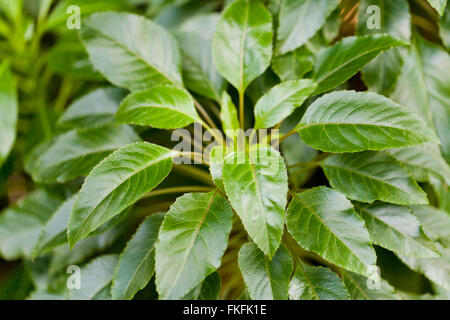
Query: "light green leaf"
223 147 288 258
155 192 233 300
220 92 239 132
275 0 339 55
112 213 164 300
391 34 450 162
212 0 273 93
271 46 314 81
341 270 400 300
426 0 447 15
176 13 225 102
57 88 126 129
116 85 201 129
321 151 428 205
182 271 222 300
238 243 293 300
411 205 450 247
0 62 18 168
254 79 317 129
439 6 450 49
81 12 182 91
286 187 376 276
313 34 406 94
209 146 227 192
70 254 119 300
68 142 173 246
297 91 440 153
357 203 439 258
0 190 63 260
30 124 141 183
289 263 350 300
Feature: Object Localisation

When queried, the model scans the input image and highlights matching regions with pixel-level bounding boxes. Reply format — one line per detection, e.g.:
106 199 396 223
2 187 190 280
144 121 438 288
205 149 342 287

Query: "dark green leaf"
182 272 222 300
341 269 400 300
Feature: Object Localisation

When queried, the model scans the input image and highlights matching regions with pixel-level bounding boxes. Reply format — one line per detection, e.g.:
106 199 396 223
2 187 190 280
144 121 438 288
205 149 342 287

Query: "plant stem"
194 98 218 130
179 151 208 165
239 90 245 129
143 186 215 199
173 165 215 186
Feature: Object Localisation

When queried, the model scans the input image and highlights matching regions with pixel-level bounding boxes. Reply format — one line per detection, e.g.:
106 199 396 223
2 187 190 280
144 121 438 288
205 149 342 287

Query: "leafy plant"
0 0 449 300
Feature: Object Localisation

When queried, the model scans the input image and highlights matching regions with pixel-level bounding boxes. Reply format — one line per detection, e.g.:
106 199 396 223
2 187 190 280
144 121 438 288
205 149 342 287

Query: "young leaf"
321 151 429 205
276 0 339 55
220 92 240 132
209 146 227 192
238 243 293 300
254 79 317 129
212 0 273 93
70 254 119 300
176 14 225 102
80 12 182 91
222 147 288 258
286 187 376 276
426 0 447 15
313 34 406 94
0 62 18 168
0 190 63 260
68 142 173 246
357 203 439 258
155 192 233 300
297 91 440 153
271 46 314 81
112 213 164 300
289 263 350 300
57 88 126 129
116 85 201 129
341 270 400 300
30 125 141 183
182 272 222 300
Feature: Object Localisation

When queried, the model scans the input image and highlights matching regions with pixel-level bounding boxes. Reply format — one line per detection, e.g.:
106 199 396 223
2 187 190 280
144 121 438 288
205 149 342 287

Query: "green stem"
143 186 215 199
173 165 215 187
239 90 245 129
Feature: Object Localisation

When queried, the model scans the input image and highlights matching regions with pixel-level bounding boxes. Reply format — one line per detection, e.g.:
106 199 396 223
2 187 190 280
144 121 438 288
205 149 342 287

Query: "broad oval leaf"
220 92 240 132
212 0 273 93
286 187 376 276
222 147 288 258
155 192 233 300
70 254 119 300
182 272 222 300
57 87 126 129
322 151 428 205
411 205 450 248
30 124 141 183
297 91 440 153
209 146 227 192
357 203 439 258
112 212 164 300
313 34 406 94
271 46 314 81
254 79 316 129
0 62 18 168
289 263 350 300
341 269 400 300
238 243 293 300
276 0 339 55
68 142 173 246
116 85 200 129
81 11 182 91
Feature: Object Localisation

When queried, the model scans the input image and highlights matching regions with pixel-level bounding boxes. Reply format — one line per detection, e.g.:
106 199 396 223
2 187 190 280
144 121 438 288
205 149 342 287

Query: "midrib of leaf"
289 192 368 269
278 0 312 53
263 257 275 298
71 151 173 244
239 1 249 94
164 190 218 298
297 262 319 300
342 270 370 299
256 90 302 127
127 104 197 122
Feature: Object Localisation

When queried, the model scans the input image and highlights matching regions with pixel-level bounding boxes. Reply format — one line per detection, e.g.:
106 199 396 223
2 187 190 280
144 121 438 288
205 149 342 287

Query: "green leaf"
289 263 350 300
57 88 126 129
387 145 450 185
321 151 428 205
220 92 240 132
357 203 439 258
0 62 18 168
341 270 400 300
357 0 411 96
286 187 376 276
209 146 227 192
116 85 200 129
439 6 450 49
238 243 293 300
275 0 339 55
0 190 63 260
391 34 450 162
155 192 233 300
313 34 406 94
271 46 314 81
112 212 164 300
182 271 222 300
68 142 173 246
222 147 288 258
80 12 182 91
426 0 447 15
30 125 140 183
212 0 273 93
411 205 450 247
70 254 119 300
175 13 225 102
254 79 317 129
297 91 440 153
